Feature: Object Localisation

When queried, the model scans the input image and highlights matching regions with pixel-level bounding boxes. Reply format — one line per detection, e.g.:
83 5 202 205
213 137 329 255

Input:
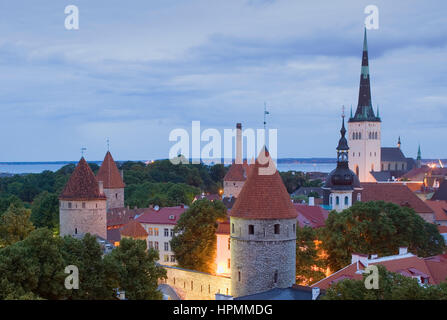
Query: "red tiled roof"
120 220 148 238
361 183 433 213
96 151 125 189
224 162 247 181
59 157 106 201
216 218 230 235
294 204 329 228
230 149 297 220
438 226 447 234
107 207 145 227
425 200 447 222
401 166 430 180
136 206 187 225
432 180 447 201
312 253 447 290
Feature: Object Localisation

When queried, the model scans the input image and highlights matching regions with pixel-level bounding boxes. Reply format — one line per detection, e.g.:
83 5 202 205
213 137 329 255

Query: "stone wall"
103 188 124 210
161 265 231 300
59 199 107 239
230 217 296 298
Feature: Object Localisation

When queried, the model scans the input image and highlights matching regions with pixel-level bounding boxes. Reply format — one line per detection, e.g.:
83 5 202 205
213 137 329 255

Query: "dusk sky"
1 0 446 162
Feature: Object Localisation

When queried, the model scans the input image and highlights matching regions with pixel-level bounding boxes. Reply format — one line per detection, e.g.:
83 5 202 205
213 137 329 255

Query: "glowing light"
216 264 225 274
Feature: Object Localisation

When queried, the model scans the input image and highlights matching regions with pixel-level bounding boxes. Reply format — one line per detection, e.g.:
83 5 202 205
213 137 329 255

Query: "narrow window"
228 259 231 269
74 228 77 234
208 284 210 293
238 271 241 282
336 196 340 205
293 224 296 233
68 202 72 209
248 225 254 235
344 196 349 205
154 241 159 250
274 224 280 234
82 202 86 209
274 270 278 283
191 281 193 291
228 238 230 250
357 193 361 201
164 242 169 251
232 223 234 233
164 228 169 237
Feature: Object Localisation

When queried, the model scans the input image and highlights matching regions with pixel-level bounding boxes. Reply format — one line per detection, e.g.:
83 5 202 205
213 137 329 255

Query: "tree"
31 191 59 230
323 265 447 300
61 234 116 299
0 204 35 247
295 227 327 285
104 238 166 300
321 201 446 271
171 199 227 273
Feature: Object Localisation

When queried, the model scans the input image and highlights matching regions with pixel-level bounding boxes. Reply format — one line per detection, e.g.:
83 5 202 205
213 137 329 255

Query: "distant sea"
0 160 337 175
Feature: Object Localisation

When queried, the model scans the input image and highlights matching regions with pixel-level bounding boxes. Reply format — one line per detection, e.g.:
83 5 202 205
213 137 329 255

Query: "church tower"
348 28 381 182
323 115 362 212
417 145 422 168
59 158 107 239
96 151 125 210
230 148 297 298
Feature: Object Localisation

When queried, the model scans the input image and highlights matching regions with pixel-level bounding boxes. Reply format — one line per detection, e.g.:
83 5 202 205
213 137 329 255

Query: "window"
344 196 349 205
191 281 193 291
227 259 231 269
274 224 280 235
228 238 230 250
248 225 254 235
164 242 169 251
402 163 405 170
148 241 153 249
170 229 174 237
329 196 333 205
238 271 241 282
154 242 159 250
232 223 234 233
336 196 340 205
75 228 77 234
164 228 169 237
82 202 86 209
68 202 72 209
293 224 296 233
359 133 362 139
154 228 159 236
170 255 175 262
357 193 361 201
274 270 278 283
148 227 153 236
164 255 169 262
115 193 118 199
388 163 391 171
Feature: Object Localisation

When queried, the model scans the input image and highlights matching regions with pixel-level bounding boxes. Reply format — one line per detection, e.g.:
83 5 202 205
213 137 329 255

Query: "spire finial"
107 138 110 152
263 102 270 130
81 147 87 158
363 26 368 52
397 136 401 149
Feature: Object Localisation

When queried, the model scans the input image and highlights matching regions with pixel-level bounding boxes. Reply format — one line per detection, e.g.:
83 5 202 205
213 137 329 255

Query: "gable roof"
120 220 148 238
294 204 328 228
136 206 187 225
425 200 447 222
96 151 125 189
107 207 146 227
361 183 433 213
431 180 447 201
381 147 407 162
230 149 297 220
223 161 249 182
59 157 106 201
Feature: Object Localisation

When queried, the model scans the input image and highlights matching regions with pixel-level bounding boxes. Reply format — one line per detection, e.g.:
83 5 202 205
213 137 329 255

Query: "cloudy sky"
0 0 446 161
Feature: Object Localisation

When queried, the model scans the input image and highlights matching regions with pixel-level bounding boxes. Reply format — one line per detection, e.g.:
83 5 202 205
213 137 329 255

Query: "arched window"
336 196 340 205
344 196 349 205
355 166 359 177
357 193 361 201
329 196 333 205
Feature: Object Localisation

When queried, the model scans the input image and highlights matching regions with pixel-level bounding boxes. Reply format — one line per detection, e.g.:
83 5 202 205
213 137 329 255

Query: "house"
312 248 447 290
135 205 188 266
294 203 328 229
425 200 447 226
360 183 435 223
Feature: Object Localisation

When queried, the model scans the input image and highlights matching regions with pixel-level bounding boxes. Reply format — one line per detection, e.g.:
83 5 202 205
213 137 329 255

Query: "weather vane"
107 138 110 151
81 147 87 157
342 105 345 118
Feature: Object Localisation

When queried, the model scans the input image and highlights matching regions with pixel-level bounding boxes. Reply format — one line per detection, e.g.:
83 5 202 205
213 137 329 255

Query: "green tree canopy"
171 199 227 273
321 201 446 271
0 204 35 247
31 191 59 230
296 227 327 285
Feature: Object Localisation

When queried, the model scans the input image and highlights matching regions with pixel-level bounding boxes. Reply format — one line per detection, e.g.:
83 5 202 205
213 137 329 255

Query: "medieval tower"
59 157 107 239
348 28 381 182
229 148 297 298
96 151 125 210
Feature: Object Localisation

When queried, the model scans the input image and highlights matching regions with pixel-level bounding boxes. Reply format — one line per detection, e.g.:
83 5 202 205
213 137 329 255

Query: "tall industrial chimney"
236 123 242 164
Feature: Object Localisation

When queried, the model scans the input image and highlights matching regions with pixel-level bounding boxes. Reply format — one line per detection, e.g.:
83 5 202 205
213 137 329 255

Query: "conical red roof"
59 158 106 201
230 148 297 220
96 151 125 189
120 220 148 238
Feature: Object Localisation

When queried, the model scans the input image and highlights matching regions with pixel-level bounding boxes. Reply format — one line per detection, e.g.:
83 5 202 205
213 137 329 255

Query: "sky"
0 0 446 162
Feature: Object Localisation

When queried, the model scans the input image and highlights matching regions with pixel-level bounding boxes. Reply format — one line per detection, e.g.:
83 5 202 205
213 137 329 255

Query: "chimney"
98 181 104 194
236 123 242 164
399 247 408 255
351 253 368 265
308 197 315 206
312 287 320 300
370 254 378 260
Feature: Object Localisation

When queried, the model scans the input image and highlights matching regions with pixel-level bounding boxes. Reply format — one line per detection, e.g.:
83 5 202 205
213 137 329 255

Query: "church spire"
350 28 380 122
397 136 401 149
417 144 421 160
337 112 349 165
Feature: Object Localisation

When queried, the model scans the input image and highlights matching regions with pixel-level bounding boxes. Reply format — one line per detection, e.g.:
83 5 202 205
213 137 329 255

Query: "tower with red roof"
96 151 126 210
59 157 107 239
229 148 297 298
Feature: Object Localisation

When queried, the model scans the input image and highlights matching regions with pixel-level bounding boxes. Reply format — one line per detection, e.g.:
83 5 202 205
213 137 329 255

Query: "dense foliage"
171 199 227 274
323 265 447 300
279 171 323 194
0 228 165 300
321 201 446 271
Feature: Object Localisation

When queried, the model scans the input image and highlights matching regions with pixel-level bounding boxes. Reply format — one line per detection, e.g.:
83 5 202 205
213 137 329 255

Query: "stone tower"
323 115 362 212
230 148 297 298
348 28 381 182
96 151 125 210
59 157 107 239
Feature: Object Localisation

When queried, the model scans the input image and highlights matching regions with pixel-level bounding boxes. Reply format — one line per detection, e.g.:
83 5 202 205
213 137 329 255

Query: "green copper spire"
350 105 353 118
417 144 421 160
363 27 368 51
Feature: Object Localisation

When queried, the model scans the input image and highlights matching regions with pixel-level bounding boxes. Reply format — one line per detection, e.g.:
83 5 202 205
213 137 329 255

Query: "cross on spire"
81 147 87 158
107 138 110 152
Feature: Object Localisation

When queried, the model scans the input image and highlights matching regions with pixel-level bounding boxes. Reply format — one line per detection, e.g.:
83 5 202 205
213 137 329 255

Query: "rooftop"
136 206 187 225
120 220 148 238
96 151 125 189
